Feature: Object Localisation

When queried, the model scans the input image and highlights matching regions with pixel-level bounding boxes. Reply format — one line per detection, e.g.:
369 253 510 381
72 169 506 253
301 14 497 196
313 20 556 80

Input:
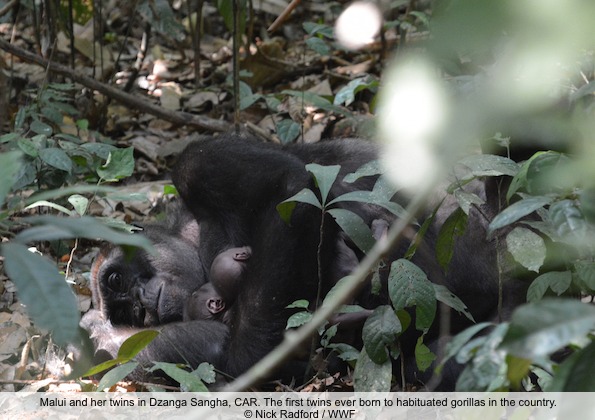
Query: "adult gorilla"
82 134 523 389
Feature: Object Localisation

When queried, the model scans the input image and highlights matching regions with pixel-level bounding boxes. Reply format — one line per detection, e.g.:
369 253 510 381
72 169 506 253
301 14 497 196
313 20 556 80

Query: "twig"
0 0 16 18
0 37 230 132
268 0 302 33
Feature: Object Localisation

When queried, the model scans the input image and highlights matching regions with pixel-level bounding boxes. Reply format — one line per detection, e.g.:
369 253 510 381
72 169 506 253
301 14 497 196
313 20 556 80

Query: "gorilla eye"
107 272 122 290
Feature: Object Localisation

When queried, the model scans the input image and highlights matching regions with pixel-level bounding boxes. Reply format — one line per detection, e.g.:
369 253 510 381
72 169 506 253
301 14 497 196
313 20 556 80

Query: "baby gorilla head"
183 246 252 322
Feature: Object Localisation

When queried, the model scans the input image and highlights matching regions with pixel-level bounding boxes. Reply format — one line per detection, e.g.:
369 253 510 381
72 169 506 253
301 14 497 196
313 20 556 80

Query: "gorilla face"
90 214 207 327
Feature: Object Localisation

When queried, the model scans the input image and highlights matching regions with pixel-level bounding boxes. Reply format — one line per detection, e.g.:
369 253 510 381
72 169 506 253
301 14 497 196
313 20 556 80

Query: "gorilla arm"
81 309 230 371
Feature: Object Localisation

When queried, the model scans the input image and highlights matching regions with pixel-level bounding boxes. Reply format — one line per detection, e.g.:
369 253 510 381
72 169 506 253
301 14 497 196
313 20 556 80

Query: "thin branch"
0 37 229 132
267 0 301 33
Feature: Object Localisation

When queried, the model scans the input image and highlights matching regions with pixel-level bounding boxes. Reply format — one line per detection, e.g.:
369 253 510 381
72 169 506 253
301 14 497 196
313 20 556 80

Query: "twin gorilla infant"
184 246 251 323
82 134 524 391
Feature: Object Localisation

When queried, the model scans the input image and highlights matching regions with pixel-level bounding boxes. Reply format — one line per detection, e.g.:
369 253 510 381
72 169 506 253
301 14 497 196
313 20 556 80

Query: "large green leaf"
343 160 383 183
362 305 401 364
500 299 595 360
547 340 595 391
150 362 208 392
415 335 436 371
353 348 392 392
39 147 72 173
574 261 595 292
96 362 139 392
525 151 572 196
433 284 474 322
306 163 341 205
14 216 152 252
388 259 436 331
0 151 22 208
549 200 592 246
456 154 519 180
1 243 80 345
97 147 135 182
488 195 553 235
117 330 160 359
328 208 375 253
526 271 572 302
436 207 467 272
277 188 321 224
506 227 546 273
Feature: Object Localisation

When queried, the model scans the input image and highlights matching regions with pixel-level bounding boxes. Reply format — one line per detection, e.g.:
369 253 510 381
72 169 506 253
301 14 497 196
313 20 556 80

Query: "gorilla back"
82 134 524 389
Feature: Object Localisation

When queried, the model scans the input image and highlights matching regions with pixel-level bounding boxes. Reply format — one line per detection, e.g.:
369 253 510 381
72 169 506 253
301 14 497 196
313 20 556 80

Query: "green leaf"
526 151 571 196
24 185 116 205
433 284 474 322
281 90 351 117
505 355 532 390
388 259 436 331
193 362 217 384
321 324 338 347
501 299 595 360
25 200 73 215
277 188 321 224
0 151 22 208
353 348 392 392
456 154 519 180
138 0 185 40
506 227 546 272
334 76 378 107
163 184 178 196
526 271 572 302
326 343 360 362
303 22 334 38
436 207 467 272
574 261 595 292
362 305 402 364
1 243 80 345
488 196 553 235
547 340 595 391
305 37 331 55
17 138 39 157
455 324 509 391
322 275 353 309
286 311 313 329
453 190 485 215
118 330 160 359
30 120 53 136
276 119 301 144
97 147 135 182
96 362 139 391
328 208 375 253
441 322 493 368
150 362 208 391
68 194 89 216
549 200 592 246
306 163 340 205
14 216 152 252
80 142 117 160
415 335 436 372
84 358 121 377
239 93 262 110
286 299 310 309
343 160 383 183
39 147 72 173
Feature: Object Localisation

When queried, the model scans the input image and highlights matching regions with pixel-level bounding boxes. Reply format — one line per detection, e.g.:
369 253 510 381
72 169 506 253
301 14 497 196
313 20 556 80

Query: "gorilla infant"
183 246 251 323
82 134 524 390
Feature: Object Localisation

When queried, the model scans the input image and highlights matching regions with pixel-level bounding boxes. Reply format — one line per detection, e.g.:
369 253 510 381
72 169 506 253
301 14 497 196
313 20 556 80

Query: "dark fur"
82 135 524 388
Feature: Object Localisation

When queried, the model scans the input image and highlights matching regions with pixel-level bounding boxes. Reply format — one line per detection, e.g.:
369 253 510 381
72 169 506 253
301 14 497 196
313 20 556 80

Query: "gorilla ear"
207 298 226 314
